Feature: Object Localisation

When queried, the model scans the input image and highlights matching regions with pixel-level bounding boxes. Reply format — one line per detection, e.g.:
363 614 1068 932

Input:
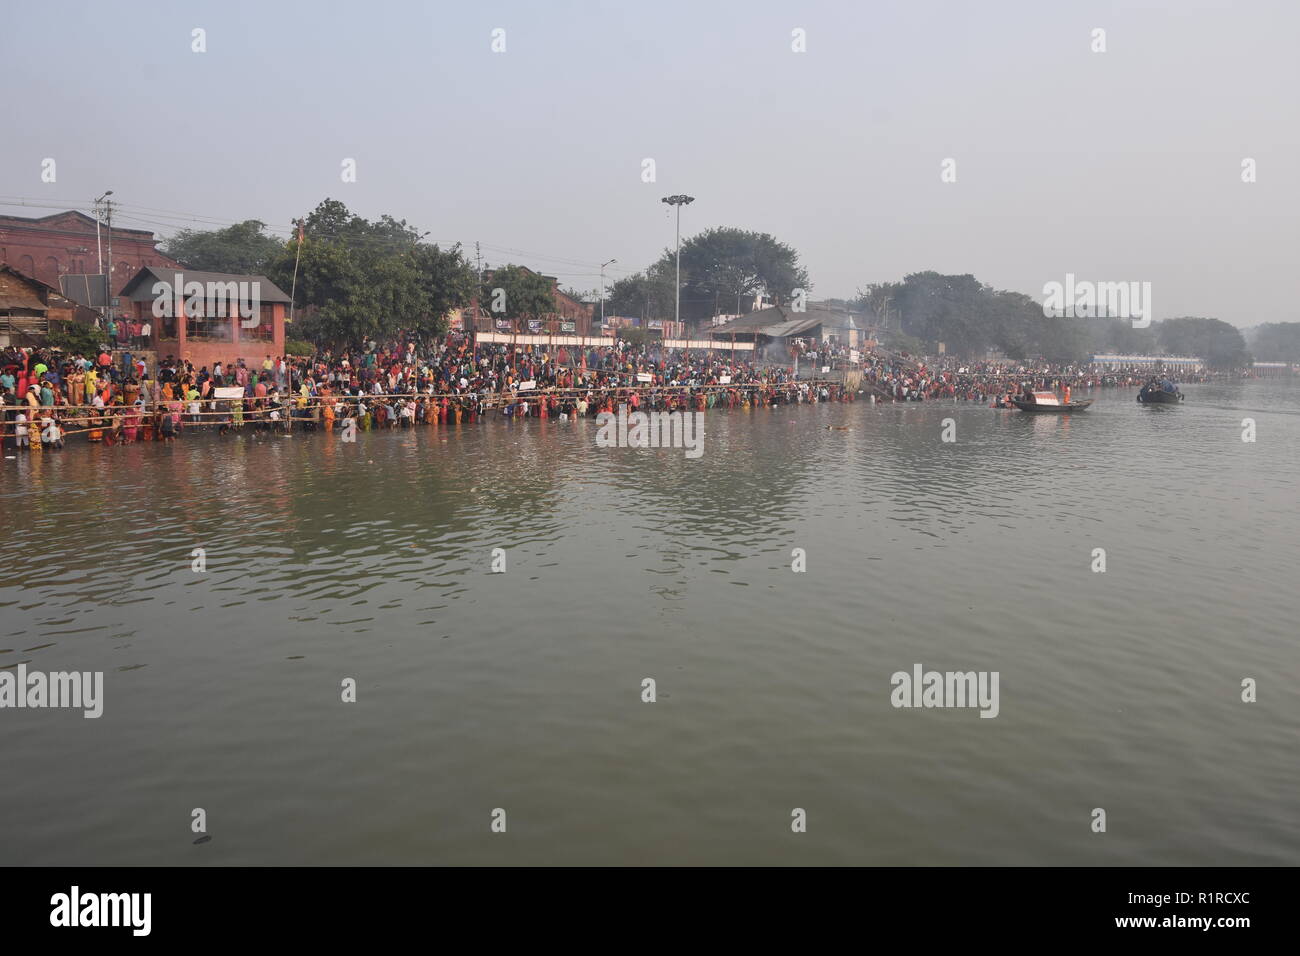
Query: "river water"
1 381 1296 865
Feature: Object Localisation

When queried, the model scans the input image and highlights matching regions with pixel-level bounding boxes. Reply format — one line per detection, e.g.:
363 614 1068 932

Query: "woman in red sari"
123 402 140 443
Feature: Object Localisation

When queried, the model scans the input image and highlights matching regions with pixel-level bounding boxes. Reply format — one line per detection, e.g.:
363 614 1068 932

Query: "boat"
1010 391 1092 413
1137 382 1183 404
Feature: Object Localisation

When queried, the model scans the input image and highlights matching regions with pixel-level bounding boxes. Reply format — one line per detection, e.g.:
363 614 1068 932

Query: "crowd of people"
1 333 1214 451
0 336 849 449
857 353 1215 404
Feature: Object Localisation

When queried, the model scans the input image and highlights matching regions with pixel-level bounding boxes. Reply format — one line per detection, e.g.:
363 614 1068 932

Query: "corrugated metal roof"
59 274 110 308
710 304 848 338
0 265 49 311
118 265 292 303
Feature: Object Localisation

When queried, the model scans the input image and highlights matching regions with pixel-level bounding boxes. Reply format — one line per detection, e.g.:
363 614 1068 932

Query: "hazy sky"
3 0 1296 325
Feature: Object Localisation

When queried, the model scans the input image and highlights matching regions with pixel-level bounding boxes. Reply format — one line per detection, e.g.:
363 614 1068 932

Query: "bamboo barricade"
3 379 850 441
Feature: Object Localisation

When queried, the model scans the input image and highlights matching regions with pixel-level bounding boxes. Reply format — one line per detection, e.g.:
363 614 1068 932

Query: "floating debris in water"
193 835 212 845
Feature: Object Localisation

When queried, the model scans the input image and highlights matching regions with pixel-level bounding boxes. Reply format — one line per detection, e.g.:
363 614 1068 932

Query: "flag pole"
289 219 304 325
285 219 305 434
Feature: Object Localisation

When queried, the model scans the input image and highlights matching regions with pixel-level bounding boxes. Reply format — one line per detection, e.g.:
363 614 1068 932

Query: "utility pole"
660 195 694 340
93 190 113 324
103 196 115 319
475 241 485 331
600 258 616 325
93 191 112 275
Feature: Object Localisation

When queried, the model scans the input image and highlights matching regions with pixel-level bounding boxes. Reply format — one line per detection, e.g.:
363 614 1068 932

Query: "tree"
46 319 105 356
1077 315 1158 356
409 243 477 342
655 227 809 325
856 282 903 329
480 265 556 327
605 267 676 322
1246 322 1300 362
161 220 285 274
1157 317 1249 368
264 199 476 348
855 273 1091 361
888 272 989 356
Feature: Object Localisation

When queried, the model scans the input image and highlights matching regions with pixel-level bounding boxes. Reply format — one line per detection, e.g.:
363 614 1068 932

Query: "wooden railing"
0 315 50 336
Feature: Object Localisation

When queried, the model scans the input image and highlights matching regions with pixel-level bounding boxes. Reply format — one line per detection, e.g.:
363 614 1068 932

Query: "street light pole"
93 190 113 324
600 258 616 326
660 195 694 339
93 191 112 275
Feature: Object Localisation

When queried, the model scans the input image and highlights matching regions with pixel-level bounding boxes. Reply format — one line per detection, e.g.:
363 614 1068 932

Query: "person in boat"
1020 383 1035 403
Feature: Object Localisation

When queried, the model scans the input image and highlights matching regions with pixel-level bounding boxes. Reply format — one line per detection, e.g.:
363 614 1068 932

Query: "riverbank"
3 379 1163 457
3 379 860 451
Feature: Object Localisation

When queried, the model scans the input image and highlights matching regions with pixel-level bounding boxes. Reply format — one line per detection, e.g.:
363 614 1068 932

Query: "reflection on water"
1 381 1297 865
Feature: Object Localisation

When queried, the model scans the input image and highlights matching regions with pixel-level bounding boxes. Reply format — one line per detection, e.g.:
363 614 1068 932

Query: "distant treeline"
160 216 1284 367
852 272 1257 368
1244 323 1300 364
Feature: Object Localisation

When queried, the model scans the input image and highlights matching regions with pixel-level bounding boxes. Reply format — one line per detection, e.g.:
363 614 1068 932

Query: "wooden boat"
1137 385 1183 404
1011 391 1092 413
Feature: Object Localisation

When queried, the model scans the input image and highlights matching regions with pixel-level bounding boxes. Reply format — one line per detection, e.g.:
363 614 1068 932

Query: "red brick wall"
0 212 180 296
121 301 286 370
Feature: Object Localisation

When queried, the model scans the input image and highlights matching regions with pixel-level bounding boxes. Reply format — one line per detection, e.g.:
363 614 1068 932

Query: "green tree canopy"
161 220 286 274
1157 317 1250 368
480 265 556 326
1246 322 1300 362
654 227 809 325
604 266 676 322
264 198 476 348
856 273 1137 363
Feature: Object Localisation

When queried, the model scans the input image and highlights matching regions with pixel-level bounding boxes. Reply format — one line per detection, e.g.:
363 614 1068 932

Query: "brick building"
0 264 98 346
117 265 291 370
0 210 180 301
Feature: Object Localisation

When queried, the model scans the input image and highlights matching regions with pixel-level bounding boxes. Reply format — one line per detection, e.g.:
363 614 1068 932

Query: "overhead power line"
0 195 639 276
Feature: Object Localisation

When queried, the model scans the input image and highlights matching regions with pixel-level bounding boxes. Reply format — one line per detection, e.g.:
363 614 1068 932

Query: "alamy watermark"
0 664 103 718
151 273 262 326
50 886 150 936
595 403 704 458
890 663 999 718
1042 273 1152 328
